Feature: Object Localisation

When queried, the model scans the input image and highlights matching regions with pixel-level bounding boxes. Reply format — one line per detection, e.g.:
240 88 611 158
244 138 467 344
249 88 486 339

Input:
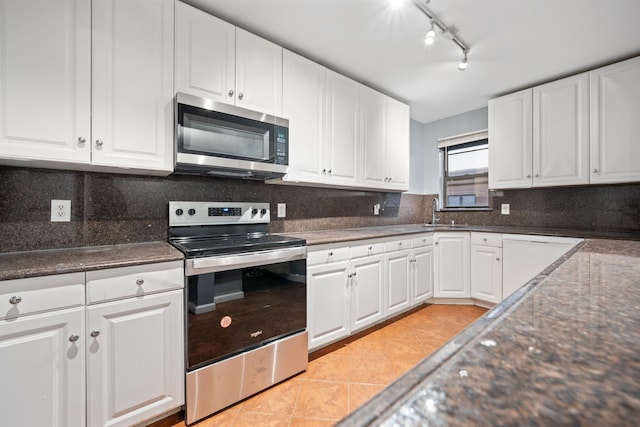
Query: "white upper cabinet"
92 0 174 173
361 88 410 191
175 0 235 102
235 28 283 116
282 50 327 184
488 88 533 189
490 55 640 189
0 0 91 164
0 0 174 175
325 70 360 186
175 2 282 116
533 72 590 186
280 55 360 187
590 56 640 184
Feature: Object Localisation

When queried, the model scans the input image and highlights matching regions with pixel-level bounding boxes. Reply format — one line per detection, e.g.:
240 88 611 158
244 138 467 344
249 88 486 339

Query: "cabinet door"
350 255 384 333
590 56 640 184
434 232 470 298
307 261 350 351
0 307 85 427
470 245 502 303
533 73 589 186
0 0 90 164
488 88 533 189
282 49 325 183
235 28 283 116
87 290 184 427
92 0 174 173
360 86 388 188
412 245 434 304
385 249 412 316
175 1 235 102
385 97 410 191
325 70 360 186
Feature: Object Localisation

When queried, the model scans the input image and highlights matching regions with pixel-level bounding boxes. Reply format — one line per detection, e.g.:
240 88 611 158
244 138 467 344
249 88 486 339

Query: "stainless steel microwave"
174 92 289 179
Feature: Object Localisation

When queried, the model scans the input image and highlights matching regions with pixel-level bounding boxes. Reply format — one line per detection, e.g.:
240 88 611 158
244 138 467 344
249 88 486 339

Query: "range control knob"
175 208 184 216
188 208 196 216
260 208 267 215
252 208 258 216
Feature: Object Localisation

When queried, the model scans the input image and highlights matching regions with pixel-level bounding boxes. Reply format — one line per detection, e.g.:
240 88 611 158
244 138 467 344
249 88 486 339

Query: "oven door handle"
186 246 307 275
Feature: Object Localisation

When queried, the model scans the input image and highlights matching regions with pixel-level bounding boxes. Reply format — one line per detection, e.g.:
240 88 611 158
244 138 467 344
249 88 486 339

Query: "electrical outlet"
277 203 286 218
501 204 510 215
51 199 71 222
373 204 381 215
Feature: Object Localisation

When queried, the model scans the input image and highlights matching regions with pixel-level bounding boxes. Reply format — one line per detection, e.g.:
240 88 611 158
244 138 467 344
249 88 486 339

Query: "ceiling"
183 0 640 124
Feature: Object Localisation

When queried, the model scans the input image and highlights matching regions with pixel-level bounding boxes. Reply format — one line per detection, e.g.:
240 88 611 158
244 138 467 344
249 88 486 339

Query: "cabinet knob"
9 295 22 304
368 246 373 250
238 93 244 100
90 330 100 338
322 169 327 174
328 251 333 256
136 278 144 286
69 334 80 343
483 238 487 242
228 89 234 97
95 139 104 147
534 174 540 178
496 257 501 261
328 170 332 175
398 242 402 246
435 241 438 245
526 174 531 179
592 169 598 173
77 136 86 144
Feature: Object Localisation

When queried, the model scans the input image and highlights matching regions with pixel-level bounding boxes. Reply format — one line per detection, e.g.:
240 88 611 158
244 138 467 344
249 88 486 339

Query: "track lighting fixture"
424 21 436 45
458 50 468 71
412 0 471 70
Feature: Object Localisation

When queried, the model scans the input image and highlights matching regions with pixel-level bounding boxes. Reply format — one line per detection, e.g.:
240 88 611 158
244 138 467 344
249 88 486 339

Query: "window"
438 130 489 209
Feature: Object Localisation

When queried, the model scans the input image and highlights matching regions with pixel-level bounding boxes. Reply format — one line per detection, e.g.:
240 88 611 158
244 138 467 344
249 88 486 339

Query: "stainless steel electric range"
168 201 307 425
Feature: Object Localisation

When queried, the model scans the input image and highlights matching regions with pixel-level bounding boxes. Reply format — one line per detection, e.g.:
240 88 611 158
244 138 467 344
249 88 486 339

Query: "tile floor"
171 304 488 427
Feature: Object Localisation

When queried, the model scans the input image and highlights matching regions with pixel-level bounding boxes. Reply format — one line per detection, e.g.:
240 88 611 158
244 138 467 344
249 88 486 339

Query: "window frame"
437 129 490 211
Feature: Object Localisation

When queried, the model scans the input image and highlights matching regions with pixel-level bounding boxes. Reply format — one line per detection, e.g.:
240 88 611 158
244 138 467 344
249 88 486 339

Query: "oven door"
185 246 306 371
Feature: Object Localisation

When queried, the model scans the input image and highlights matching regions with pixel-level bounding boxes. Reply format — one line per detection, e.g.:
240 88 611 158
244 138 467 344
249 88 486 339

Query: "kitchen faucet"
432 197 440 224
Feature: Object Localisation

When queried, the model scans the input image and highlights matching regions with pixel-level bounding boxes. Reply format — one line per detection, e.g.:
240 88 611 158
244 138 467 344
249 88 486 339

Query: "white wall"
421 107 488 194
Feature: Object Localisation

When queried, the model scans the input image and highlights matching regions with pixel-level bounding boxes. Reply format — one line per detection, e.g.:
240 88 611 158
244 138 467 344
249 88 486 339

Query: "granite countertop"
338 239 640 426
0 242 184 281
284 224 640 246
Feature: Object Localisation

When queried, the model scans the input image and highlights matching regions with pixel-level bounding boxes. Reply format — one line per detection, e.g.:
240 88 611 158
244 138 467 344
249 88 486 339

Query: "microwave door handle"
187 246 306 275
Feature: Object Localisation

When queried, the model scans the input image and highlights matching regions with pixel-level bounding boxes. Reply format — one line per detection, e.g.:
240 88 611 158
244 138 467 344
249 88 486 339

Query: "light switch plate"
51 199 71 222
501 204 510 215
277 203 286 218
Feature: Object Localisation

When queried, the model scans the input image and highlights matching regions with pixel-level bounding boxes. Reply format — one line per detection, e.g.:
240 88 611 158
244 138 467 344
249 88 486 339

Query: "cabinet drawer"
350 242 384 258
384 238 411 252
471 232 502 247
1 272 85 320
411 234 434 248
86 261 183 304
307 247 350 266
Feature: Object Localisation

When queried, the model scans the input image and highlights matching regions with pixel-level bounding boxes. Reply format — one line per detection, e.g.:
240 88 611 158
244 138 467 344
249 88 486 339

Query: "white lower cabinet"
86 290 183 427
0 261 184 427
350 252 384 333
0 307 85 427
410 235 434 305
502 234 582 299
434 232 470 298
470 233 503 304
307 259 350 351
384 239 412 317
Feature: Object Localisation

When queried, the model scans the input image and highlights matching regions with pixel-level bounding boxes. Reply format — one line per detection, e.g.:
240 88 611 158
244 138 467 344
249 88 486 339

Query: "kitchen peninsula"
337 238 640 426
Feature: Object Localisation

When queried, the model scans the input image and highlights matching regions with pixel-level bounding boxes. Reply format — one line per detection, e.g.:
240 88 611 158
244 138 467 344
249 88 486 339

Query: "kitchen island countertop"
337 238 640 426
0 241 184 281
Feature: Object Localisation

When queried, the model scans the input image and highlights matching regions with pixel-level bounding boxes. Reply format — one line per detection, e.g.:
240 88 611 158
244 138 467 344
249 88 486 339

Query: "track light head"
424 21 436 45
458 50 469 71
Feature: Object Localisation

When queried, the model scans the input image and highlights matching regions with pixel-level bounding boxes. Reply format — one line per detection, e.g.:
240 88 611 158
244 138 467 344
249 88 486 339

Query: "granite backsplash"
0 166 638 253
